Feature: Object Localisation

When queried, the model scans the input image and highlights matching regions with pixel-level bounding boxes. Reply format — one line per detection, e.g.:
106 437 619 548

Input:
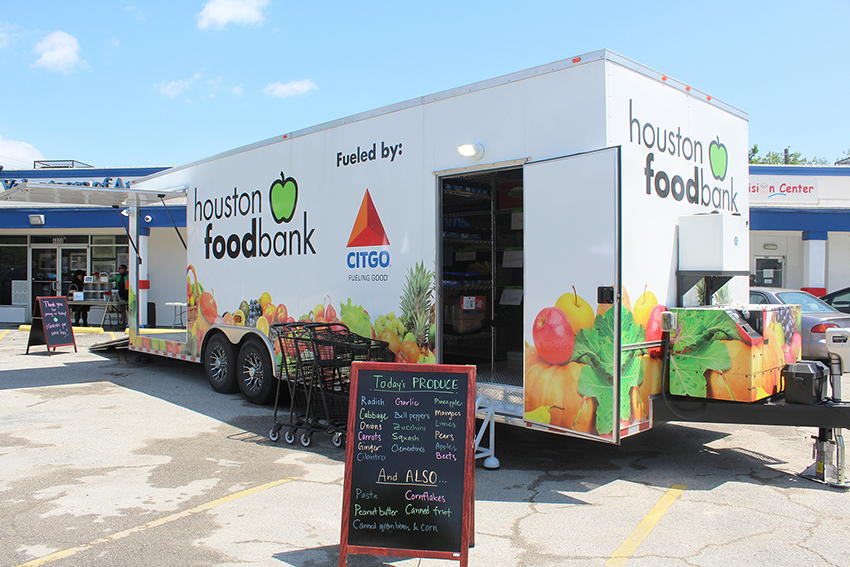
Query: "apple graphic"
709 137 727 181
532 307 575 365
275 303 288 324
645 304 666 358
632 287 658 328
554 286 594 332
269 172 298 224
262 302 277 324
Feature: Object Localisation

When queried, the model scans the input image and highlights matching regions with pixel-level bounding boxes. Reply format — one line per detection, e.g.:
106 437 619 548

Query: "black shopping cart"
269 322 391 448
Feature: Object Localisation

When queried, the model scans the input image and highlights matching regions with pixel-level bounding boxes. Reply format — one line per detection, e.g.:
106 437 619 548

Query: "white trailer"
10 50 784 448
112 49 752 444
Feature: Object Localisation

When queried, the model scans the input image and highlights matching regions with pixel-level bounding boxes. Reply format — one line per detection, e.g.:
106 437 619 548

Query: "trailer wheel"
237 337 275 404
204 333 238 394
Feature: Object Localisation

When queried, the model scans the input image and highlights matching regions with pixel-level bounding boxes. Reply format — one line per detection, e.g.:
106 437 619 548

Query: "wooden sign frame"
27 296 77 355
339 362 475 566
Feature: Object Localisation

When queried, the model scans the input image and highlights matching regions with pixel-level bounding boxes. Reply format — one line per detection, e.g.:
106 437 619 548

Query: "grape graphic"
779 306 797 340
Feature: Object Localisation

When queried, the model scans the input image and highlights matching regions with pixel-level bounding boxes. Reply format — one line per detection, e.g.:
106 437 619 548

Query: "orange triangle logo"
347 189 390 247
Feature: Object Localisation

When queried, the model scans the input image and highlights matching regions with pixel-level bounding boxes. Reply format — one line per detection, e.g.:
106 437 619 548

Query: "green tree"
749 144 830 165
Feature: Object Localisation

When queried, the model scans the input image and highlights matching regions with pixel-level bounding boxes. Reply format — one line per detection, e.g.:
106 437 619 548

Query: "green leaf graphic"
620 351 642 419
669 340 732 397
578 364 613 434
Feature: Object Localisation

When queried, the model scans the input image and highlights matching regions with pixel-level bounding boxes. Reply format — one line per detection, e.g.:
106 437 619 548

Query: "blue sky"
1 1 848 170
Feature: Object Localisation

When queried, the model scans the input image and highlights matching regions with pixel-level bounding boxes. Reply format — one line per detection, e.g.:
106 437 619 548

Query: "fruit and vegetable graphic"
524 284 801 436
667 306 800 402
525 285 646 436
532 307 575 366
144 261 438 365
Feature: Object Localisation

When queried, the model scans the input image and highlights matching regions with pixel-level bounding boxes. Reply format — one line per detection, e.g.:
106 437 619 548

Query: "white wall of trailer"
607 61 750 309
146 227 188 323
133 53 613 330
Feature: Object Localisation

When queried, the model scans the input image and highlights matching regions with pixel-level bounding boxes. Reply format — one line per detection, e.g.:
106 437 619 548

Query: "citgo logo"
346 189 390 274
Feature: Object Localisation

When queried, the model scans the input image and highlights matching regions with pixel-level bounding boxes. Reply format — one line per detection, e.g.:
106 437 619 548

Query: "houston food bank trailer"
125 48 757 442
8 50 850 468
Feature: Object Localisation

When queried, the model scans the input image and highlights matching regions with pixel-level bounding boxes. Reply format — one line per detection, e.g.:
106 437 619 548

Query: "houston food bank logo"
346 189 391 277
629 99 737 213
196 171 316 260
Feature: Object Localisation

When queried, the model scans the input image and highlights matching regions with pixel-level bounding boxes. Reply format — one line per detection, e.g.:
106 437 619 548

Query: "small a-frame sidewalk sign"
339 362 475 567
27 296 77 355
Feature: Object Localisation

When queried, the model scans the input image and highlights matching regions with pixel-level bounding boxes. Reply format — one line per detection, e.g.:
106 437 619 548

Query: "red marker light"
661 75 667 81
572 57 581 63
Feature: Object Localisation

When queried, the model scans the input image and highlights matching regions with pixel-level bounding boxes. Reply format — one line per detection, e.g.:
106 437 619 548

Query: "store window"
0 240 27 306
90 236 130 277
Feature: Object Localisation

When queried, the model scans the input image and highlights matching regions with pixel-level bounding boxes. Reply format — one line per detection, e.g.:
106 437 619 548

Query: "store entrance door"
31 246 88 307
754 256 784 288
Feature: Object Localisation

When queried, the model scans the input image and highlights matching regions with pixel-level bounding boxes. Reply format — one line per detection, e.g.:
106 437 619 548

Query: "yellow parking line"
14 477 295 567
605 484 687 566
0 330 8 341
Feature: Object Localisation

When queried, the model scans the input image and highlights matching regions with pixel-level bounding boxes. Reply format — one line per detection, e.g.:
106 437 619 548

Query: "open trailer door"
523 147 623 443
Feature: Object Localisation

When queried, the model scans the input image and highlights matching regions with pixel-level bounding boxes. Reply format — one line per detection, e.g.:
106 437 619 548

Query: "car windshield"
775 291 840 313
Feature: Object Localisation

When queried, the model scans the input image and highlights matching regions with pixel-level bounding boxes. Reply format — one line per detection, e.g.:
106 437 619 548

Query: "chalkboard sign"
27 296 77 355
339 362 475 567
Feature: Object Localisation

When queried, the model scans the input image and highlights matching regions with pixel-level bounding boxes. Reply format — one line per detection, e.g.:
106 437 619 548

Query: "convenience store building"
0 163 186 324
749 164 850 296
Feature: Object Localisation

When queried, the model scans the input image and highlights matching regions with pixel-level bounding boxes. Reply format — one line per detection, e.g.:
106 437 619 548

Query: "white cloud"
232 84 244 96
197 0 268 30
125 5 147 22
262 79 317 98
0 23 15 48
32 30 86 75
157 73 201 98
0 136 45 169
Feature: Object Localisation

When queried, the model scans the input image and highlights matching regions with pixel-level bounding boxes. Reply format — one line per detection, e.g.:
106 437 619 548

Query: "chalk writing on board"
342 363 473 560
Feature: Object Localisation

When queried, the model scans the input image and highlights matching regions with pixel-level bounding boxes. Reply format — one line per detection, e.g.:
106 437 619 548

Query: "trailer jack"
799 330 850 488
800 427 848 488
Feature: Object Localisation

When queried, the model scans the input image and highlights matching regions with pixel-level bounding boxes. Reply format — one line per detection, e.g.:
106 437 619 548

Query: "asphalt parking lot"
2 327 850 567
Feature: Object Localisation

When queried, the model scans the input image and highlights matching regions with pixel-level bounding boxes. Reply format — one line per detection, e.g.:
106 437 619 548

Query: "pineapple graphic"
398 261 436 363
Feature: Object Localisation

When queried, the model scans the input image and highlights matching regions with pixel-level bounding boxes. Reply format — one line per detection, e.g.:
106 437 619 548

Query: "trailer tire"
204 333 238 394
237 337 275 404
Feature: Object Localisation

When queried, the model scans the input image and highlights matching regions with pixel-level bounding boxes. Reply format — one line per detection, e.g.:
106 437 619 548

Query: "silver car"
749 287 850 361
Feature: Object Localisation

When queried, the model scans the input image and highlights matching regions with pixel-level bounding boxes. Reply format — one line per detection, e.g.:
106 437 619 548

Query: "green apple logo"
269 172 298 224
709 137 728 181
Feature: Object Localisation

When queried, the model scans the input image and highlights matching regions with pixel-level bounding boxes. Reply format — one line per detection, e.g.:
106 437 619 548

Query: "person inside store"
109 264 129 326
67 270 90 327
